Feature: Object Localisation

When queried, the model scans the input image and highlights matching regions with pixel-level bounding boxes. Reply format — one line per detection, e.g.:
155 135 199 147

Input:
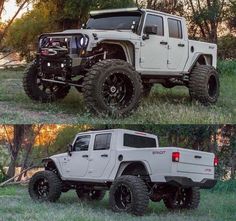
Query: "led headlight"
79 36 89 47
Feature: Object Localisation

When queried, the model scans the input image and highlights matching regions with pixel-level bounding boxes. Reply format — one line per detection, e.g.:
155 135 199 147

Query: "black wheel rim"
34 178 49 199
102 72 134 110
173 188 190 208
114 184 132 210
208 75 218 98
35 69 62 95
36 73 60 95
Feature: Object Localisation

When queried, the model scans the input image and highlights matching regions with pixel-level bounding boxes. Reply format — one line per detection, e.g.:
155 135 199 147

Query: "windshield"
87 12 141 30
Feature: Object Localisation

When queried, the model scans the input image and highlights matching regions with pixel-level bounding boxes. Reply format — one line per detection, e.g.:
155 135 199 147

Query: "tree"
0 0 30 46
186 0 228 43
220 125 236 179
16 125 45 181
5 1 55 59
4 125 26 178
143 0 184 15
228 0 236 31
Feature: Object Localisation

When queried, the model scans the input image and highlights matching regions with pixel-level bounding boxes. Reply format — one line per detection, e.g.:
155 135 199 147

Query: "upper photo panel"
0 1 235 124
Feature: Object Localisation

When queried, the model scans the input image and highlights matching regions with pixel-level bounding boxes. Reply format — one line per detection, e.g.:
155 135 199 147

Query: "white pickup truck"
29 129 218 216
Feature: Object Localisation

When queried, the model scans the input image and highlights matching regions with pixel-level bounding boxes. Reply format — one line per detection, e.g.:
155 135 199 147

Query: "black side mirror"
144 25 158 35
67 144 73 156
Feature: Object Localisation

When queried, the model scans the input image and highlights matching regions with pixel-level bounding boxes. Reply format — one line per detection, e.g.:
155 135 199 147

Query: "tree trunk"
6 160 16 178
6 125 25 179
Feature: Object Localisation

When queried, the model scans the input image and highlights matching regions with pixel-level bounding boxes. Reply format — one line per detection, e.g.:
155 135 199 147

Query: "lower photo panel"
0 124 235 220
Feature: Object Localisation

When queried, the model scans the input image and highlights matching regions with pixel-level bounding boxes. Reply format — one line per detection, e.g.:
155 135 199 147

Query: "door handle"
82 155 89 158
160 41 168 45
101 154 108 158
178 43 185 47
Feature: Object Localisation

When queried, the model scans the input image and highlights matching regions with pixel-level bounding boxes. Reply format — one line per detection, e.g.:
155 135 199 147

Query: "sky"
1 0 32 22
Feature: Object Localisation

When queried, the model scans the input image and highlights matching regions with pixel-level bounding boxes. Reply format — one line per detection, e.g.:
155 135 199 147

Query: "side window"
144 14 164 36
74 135 90 151
94 133 112 151
168 18 183 39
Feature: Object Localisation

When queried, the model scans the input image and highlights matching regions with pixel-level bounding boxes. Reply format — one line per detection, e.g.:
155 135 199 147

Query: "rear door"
87 133 112 178
177 150 215 176
167 18 188 71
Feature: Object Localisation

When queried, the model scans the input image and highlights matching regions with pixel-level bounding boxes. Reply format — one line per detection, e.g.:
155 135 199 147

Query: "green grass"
0 186 235 221
0 61 235 124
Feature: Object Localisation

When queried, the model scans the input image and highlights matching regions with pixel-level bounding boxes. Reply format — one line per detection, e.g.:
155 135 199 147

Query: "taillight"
214 157 219 167
172 152 180 162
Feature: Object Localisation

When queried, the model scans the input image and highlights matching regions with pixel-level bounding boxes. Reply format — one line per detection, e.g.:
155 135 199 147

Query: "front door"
88 133 112 178
61 135 91 179
140 14 168 71
167 18 188 71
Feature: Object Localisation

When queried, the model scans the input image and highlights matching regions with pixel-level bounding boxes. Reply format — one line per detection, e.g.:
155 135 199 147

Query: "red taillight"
214 157 219 166
172 152 180 162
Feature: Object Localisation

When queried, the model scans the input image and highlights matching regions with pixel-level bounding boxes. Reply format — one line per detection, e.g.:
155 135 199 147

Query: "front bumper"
165 176 217 189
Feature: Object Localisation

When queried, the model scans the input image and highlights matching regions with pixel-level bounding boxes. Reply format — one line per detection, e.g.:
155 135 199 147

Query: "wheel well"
91 41 135 65
196 54 213 66
117 162 150 182
43 159 60 175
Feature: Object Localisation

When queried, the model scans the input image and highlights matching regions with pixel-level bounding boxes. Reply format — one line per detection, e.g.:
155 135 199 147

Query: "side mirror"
144 25 158 35
67 144 73 156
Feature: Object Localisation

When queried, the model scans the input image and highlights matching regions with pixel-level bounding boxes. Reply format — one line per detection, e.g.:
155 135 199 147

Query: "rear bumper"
165 176 217 189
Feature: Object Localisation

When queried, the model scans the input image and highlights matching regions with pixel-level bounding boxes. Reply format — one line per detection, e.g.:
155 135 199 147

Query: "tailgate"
177 149 215 175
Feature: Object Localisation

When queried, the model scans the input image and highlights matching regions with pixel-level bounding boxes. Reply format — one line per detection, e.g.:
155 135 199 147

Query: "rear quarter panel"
184 40 217 72
108 147 215 184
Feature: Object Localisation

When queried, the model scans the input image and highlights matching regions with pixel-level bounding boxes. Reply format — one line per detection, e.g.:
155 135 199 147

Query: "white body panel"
50 129 215 185
50 8 217 77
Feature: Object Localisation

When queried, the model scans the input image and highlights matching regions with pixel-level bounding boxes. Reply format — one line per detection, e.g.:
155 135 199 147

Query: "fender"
188 53 213 72
115 161 152 178
42 158 62 176
95 40 136 66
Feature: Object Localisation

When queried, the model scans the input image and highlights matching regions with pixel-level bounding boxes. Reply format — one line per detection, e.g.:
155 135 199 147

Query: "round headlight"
80 37 85 46
79 36 88 47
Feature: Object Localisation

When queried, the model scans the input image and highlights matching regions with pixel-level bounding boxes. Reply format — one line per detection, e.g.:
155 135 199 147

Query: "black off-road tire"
109 175 149 216
28 171 62 202
189 65 220 105
76 189 106 201
23 62 70 103
163 187 200 210
83 59 143 116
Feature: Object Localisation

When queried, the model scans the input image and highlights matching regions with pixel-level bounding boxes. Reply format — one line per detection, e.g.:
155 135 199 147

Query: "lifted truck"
23 8 220 116
29 129 218 216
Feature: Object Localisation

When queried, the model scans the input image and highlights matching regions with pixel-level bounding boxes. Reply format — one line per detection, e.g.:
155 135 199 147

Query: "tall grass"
211 179 236 193
218 60 236 75
0 183 235 221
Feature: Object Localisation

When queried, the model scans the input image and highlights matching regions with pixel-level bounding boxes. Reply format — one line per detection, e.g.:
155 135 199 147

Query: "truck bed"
116 147 215 186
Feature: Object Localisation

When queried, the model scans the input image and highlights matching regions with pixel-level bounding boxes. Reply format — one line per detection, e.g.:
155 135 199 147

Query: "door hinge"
167 60 170 65
140 57 144 63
